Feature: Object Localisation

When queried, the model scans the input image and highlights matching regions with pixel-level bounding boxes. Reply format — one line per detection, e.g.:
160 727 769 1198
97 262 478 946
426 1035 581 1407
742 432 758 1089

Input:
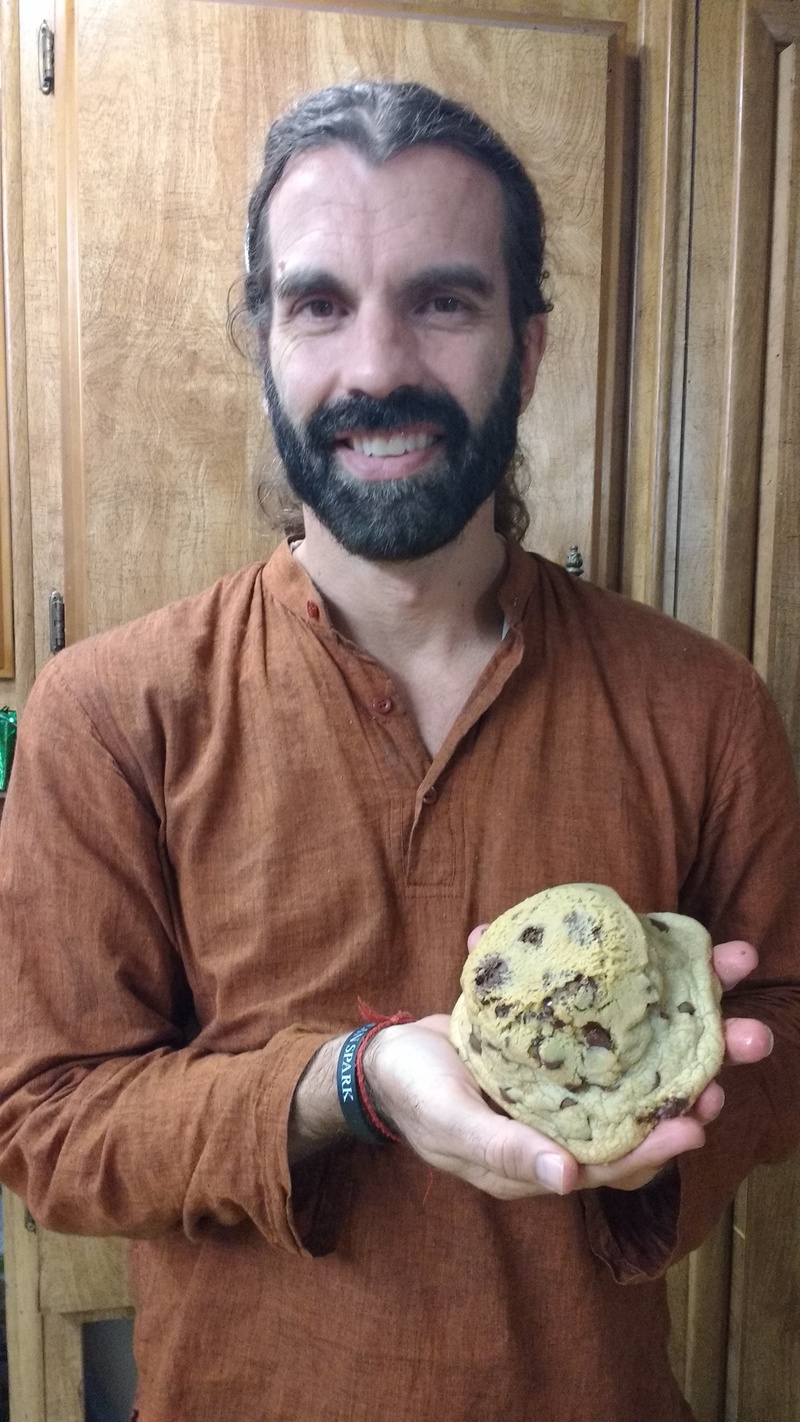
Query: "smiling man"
262 141 534 563
1 81 799 1422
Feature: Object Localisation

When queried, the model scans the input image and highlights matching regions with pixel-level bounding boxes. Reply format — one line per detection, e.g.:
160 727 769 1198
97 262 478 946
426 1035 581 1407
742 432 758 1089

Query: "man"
0 81 798 1422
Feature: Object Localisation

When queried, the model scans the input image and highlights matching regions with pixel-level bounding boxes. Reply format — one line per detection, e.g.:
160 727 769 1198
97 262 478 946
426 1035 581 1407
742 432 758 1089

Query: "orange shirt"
1 540 799 1422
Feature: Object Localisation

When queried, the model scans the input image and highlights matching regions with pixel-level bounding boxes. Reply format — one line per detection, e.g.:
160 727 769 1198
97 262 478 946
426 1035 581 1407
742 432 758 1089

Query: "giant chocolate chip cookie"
449 883 724 1164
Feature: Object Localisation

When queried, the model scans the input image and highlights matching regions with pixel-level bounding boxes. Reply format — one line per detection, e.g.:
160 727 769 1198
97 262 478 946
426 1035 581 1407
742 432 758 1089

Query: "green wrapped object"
0 707 16 792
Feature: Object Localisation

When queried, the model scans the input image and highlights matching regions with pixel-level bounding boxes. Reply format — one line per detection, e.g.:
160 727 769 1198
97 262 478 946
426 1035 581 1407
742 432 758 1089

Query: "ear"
518 315 547 414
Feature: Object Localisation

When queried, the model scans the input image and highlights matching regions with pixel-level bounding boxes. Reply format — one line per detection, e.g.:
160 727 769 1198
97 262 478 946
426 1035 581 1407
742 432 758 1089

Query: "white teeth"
350 431 436 457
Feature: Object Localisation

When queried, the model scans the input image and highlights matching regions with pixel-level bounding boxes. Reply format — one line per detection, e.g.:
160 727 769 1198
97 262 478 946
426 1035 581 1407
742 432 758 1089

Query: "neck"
293 501 507 662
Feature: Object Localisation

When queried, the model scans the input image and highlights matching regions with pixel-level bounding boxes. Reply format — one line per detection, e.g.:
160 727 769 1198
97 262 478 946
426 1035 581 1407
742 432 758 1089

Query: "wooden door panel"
738 24 800 1422
26 2 800 1420
53 0 625 640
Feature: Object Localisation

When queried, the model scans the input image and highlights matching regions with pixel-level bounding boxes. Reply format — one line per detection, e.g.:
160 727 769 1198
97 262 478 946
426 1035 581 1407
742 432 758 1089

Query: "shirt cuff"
581 1161 682 1283
252 1026 364 1258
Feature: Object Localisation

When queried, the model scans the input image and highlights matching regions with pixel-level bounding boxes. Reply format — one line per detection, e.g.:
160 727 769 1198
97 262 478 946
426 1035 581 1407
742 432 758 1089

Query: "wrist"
288 1034 350 1165
342 1020 412 1144
360 1023 407 1138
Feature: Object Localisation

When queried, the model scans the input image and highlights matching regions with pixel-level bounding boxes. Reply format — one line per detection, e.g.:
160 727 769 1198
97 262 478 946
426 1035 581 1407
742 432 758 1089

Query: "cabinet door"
22 0 627 651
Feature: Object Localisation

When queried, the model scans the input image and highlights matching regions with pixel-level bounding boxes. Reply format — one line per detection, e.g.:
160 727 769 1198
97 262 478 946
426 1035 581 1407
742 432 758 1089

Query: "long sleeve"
0 653 329 1251
584 664 800 1281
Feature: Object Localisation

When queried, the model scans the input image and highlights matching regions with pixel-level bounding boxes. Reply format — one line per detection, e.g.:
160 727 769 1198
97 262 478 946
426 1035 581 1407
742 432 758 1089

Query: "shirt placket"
268 543 535 895
319 625 526 892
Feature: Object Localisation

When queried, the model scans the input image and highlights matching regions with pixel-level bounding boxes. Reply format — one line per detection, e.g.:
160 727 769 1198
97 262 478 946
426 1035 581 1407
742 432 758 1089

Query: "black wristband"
336 1025 387 1145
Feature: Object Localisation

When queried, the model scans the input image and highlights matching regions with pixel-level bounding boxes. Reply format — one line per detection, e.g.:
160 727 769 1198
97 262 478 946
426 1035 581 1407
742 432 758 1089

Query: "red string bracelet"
354 1009 413 1144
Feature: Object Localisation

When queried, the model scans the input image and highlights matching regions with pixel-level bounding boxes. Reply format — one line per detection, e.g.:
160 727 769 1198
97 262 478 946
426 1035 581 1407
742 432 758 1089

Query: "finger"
690 1080 725 1124
580 1114 706 1190
466 924 490 952
419 1089 579 1197
712 940 758 991
417 1013 456 1037
723 1015 774 1064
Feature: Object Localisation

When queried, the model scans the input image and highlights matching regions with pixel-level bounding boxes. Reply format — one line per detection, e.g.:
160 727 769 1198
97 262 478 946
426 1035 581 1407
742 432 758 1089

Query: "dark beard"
263 353 522 561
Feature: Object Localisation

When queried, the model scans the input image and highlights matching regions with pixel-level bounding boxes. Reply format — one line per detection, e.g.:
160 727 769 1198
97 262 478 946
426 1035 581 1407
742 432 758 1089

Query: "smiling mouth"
338 429 441 457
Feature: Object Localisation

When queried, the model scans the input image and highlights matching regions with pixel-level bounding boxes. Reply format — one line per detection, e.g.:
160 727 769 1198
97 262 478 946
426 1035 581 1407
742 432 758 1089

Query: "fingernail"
765 1027 774 1054
535 1152 565 1194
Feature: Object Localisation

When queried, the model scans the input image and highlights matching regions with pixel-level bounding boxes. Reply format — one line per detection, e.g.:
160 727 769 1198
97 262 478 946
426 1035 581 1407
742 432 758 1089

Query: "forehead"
266 142 507 288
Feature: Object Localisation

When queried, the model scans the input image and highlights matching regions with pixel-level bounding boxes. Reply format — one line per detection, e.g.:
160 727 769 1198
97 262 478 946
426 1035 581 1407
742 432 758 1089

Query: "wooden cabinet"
1 1 798 1418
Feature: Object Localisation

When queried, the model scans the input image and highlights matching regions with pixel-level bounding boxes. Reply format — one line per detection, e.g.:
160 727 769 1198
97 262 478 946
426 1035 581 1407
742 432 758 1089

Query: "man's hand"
362 937 773 1198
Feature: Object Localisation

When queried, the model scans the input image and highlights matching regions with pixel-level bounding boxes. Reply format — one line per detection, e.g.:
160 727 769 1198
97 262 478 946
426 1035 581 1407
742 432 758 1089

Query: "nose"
338 298 424 400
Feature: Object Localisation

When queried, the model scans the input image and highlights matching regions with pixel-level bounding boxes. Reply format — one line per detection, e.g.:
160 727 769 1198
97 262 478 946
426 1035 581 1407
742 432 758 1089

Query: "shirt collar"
262 534 539 636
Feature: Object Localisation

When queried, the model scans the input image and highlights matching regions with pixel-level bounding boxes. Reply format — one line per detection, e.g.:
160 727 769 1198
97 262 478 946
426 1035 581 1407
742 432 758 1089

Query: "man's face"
265 143 543 559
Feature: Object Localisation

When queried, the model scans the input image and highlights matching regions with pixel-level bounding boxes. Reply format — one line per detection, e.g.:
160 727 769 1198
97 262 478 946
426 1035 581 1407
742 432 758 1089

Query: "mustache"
305 387 471 447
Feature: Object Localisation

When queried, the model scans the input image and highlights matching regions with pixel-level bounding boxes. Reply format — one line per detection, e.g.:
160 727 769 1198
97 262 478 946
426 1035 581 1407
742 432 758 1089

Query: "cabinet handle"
38 20 54 95
49 590 65 654
565 546 584 577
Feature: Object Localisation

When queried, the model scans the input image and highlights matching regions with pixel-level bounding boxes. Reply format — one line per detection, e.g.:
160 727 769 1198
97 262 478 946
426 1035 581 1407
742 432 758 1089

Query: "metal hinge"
38 20 54 95
49 590 65 654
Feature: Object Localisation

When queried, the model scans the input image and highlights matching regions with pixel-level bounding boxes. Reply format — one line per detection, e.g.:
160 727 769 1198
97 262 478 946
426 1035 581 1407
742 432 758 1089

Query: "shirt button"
306 600 320 620
372 696 394 714
422 786 438 805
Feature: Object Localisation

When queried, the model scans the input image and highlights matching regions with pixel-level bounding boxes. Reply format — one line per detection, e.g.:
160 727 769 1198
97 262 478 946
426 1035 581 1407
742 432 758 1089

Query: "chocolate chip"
522 1001 554 1023
652 1071 661 1089
564 909 602 946
494 1003 511 1019
527 1040 542 1063
560 1096 578 1109
564 1080 589 1094
519 924 544 946
468 1030 482 1054
473 954 509 996
638 1096 689 1125
677 1001 695 1014
583 1022 613 1050
557 974 598 1010
542 1057 565 1071
649 917 670 933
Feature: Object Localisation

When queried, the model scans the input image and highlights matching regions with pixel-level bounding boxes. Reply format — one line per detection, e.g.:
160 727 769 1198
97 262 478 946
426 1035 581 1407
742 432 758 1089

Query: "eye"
414 291 476 322
430 294 464 313
298 297 338 319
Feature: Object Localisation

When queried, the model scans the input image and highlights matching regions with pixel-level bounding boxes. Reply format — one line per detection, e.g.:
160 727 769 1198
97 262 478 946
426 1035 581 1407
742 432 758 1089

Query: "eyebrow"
272 268 352 304
271 262 496 306
400 264 496 301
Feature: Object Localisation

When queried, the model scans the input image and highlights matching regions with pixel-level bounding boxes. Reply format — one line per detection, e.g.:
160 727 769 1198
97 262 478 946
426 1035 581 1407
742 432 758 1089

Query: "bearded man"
0 82 798 1422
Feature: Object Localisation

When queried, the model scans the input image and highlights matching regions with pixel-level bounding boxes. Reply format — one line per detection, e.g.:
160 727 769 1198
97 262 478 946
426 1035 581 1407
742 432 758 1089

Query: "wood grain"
753 40 800 774
674 0 776 651
39 1231 133 1315
55 0 87 650
0 222 15 679
732 35 800 1422
19 0 65 679
727 1156 800 1421
42 1314 84 1422
3 1188 45 1422
0 0 36 699
622 0 689 610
